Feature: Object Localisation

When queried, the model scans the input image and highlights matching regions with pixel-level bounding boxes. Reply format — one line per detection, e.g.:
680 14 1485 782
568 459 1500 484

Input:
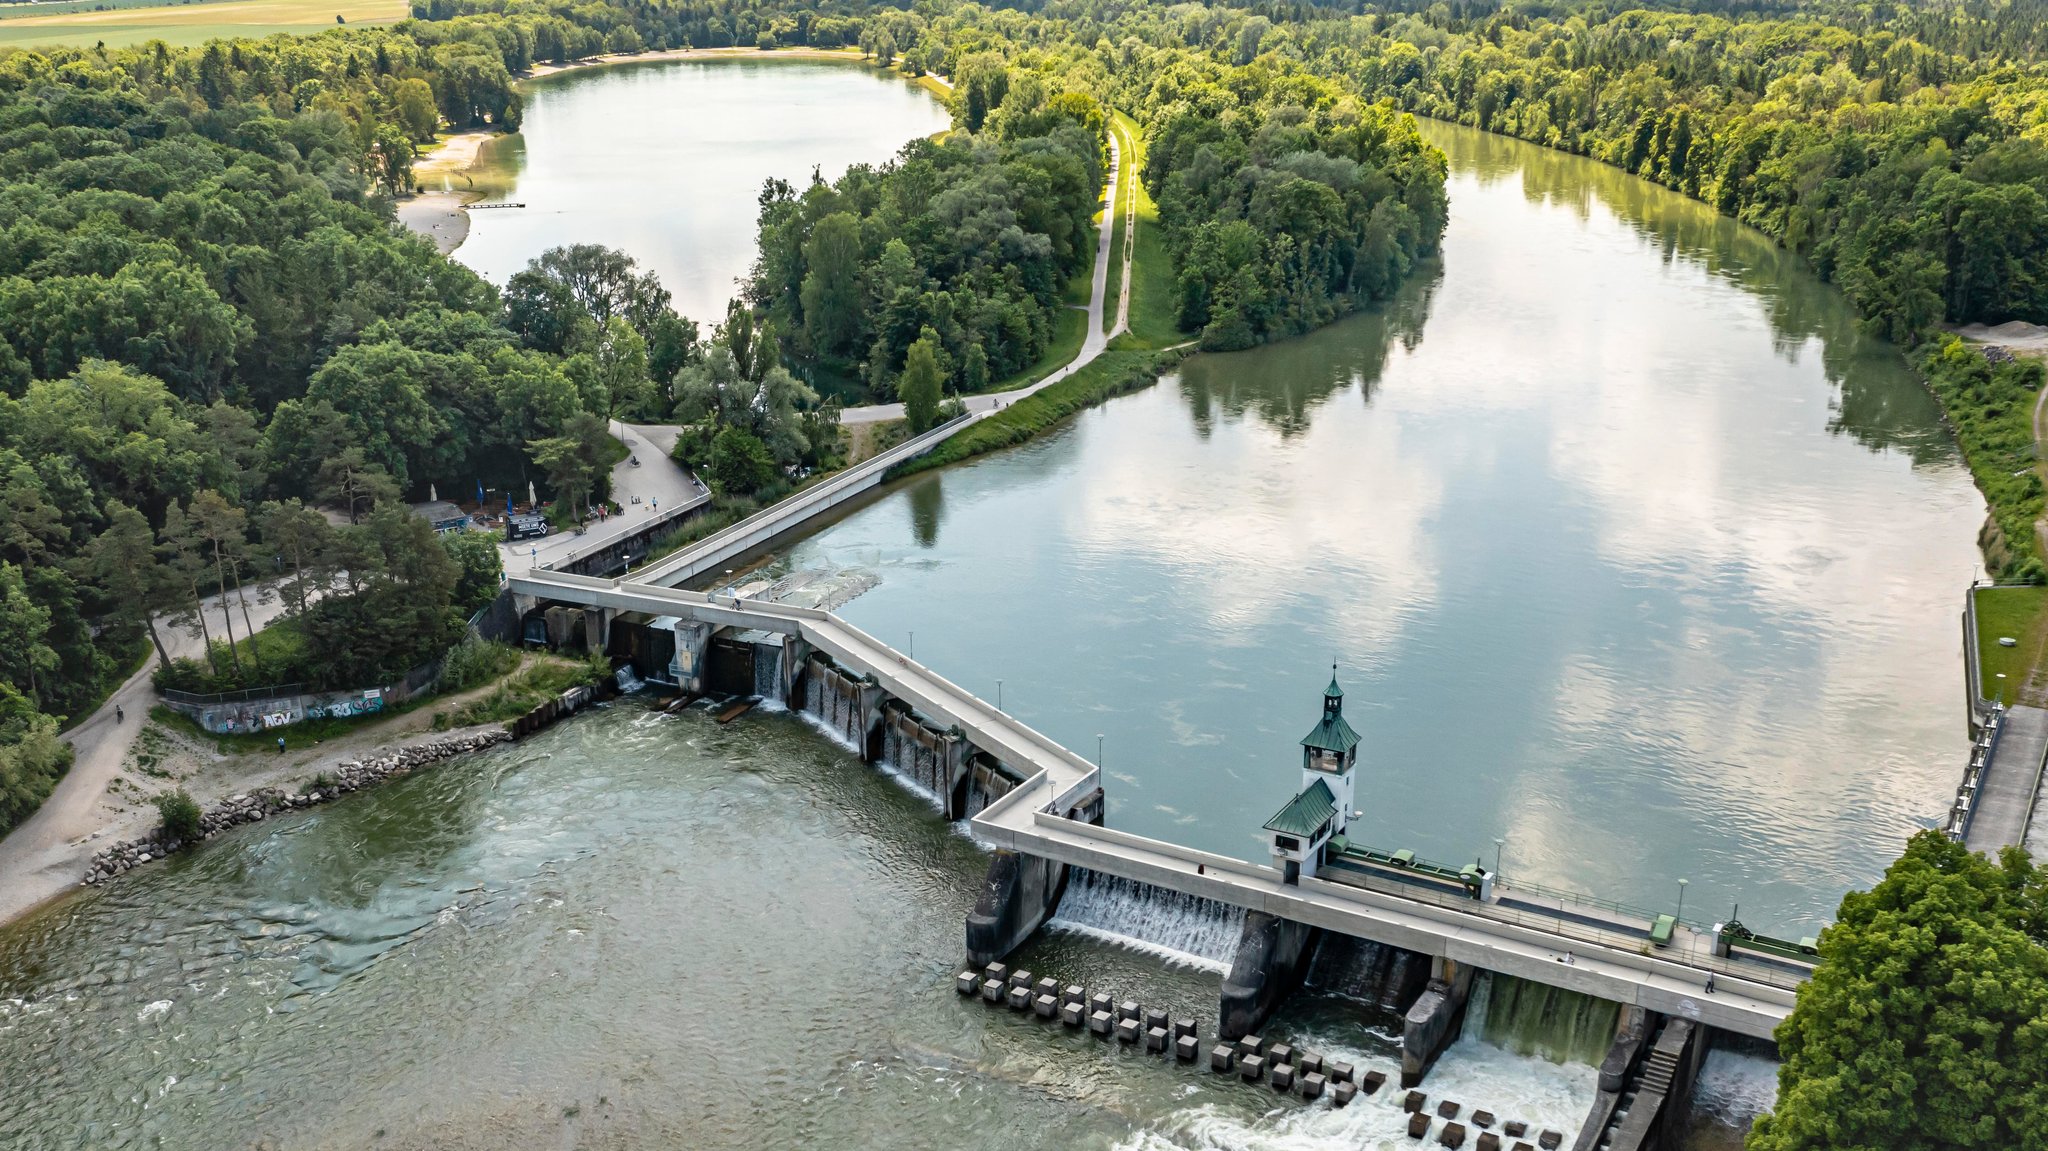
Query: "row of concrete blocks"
1396 1091 1563 1151
957 964 1204 1060
1205 1033 1382 1106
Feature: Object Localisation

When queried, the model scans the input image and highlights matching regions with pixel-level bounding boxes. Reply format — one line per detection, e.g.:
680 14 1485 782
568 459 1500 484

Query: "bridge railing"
633 412 974 586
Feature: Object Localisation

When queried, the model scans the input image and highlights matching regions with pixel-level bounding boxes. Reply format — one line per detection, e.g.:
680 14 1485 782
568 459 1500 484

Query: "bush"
155 789 201 843
439 633 520 693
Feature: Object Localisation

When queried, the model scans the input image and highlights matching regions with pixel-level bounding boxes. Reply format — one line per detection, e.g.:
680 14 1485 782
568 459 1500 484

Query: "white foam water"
1047 870 1245 972
1115 1033 1597 1150
792 707 948 814
1690 1049 1779 1129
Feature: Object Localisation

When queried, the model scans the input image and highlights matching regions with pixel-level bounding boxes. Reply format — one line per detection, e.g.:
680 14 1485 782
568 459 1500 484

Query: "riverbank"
0 655 564 932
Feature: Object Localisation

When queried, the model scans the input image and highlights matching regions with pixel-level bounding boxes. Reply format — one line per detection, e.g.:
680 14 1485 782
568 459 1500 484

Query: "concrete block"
1118 999 1140 1022
981 980 1004 1004
1145 1008 1168 1032
957 972 981 996
1116 1018 1140 1045
1089 992 1113 1016
1363 1069 1387 1095
1403 1091 1427 1114
1210 1044 1237 1073
1271 1063 1295 1091
1146 1026 1168 1053
1060 1002 1084 1027
1440 1122 1467 1149
1438 1100 1461 1120
1333 1080 1357 1108
1063 984 1085 1005
1034 993 1058 1018
1239 1034 1265 1057
1473 1112 1495 1129
1301 1072 1326 1101
1009 969 1034 990
1034 977 1058 998
1538 1133 1562 1151
983 962 1008 986
1513 1145 1533 1151
1298 1053 1323 1077
1477 1134 1501 1151
1503 1123 1527 1138
1007 986 1032 1011
1175 1034 1199 1062
1172 1018 1197 1040
1239 1054 1266 1082
1089 1010 1113 1036
1408 1114 1430 1140
1269 1044 1295 1068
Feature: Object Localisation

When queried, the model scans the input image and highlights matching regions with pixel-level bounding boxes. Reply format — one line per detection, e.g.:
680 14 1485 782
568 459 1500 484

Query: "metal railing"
1945 702 2006 842
159 682 306 707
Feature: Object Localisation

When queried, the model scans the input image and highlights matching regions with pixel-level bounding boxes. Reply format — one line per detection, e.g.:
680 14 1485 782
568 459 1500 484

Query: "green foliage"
444 655 608 728
438 633 520 693
1920 338 2046 581
708 426 776 498
153 788 201 843
898 335 944 433
0 685 70 835
443 530 504 614
1751 832 2048 1151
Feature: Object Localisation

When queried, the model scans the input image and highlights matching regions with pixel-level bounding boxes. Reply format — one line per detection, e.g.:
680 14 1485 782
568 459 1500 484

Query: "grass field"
1109 110 1189 349
1975 585 2048 707
0 0 405 48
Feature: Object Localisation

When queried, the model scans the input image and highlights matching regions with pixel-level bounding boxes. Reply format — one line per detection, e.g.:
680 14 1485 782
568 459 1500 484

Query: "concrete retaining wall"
1219 911 1321 1040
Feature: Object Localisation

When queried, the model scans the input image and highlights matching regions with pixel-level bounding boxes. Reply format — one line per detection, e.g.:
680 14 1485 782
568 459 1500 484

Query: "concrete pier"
966 850 1071 967
1402 959 1475 1087
1219 911 1320 1040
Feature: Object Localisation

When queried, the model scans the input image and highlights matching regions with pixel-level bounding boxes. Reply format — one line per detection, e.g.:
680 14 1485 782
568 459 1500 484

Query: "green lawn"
1975 585 2048 707
1109 110 1189 349
0 0 403 47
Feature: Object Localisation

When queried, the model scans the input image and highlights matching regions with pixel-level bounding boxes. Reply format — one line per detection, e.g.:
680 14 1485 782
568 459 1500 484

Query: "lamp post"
1493 837 1505 877
909 631 914 660
1096 733 1104 768
996 679 1003 711
1677 878 1689 923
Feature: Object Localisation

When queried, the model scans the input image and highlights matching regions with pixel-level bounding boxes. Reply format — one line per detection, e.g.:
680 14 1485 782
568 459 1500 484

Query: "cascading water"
1305 933 1431 1013
802 665 864 750
881 716 948 802
1047 868 1245 971
1464 970 1622 1066
614 665 644 694
753 647 783 703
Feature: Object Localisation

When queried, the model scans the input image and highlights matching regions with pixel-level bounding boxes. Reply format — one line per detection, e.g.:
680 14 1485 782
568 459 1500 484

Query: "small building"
1265 668 1362 884
411 500 472 534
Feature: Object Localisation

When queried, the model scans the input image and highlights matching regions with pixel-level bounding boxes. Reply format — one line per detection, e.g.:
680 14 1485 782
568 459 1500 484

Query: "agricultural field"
0 0 405 49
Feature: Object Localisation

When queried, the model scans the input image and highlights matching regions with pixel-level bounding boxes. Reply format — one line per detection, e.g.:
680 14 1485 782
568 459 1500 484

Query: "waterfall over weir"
1304 932 1431 1014
1048 868 1245 972
1465 969 1622 1066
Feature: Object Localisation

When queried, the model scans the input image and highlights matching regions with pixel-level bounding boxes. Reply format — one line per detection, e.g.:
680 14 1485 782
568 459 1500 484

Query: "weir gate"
513 570 1806 1077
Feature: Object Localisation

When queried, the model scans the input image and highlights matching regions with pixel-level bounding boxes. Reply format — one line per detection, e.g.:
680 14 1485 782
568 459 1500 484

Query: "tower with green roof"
1264 666 1362 884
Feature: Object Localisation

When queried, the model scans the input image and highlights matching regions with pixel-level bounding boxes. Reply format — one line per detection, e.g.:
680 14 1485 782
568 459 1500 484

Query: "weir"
509 569 1808 1064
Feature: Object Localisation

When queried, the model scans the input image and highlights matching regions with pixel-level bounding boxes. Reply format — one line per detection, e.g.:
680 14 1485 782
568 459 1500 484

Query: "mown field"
0 0 405 48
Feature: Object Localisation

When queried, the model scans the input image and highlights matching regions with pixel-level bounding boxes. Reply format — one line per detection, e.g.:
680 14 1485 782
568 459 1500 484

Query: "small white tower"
1264 666 1363 884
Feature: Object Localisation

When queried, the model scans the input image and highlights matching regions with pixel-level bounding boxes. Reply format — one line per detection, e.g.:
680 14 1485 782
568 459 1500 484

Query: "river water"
765 121 1983 940
448 58 951 325
0 69 1983 1149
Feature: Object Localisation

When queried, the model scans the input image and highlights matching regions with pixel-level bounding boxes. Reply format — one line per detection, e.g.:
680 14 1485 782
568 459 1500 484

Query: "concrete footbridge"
509 568 1805 1058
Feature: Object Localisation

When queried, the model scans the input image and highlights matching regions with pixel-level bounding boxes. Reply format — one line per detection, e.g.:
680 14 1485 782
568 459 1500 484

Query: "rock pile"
83 729 511 886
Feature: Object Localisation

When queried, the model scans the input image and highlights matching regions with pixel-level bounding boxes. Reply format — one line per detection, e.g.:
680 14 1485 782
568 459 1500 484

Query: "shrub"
155 789 201 843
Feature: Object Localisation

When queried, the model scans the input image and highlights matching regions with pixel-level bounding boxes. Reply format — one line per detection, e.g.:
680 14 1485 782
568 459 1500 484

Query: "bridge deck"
513 569 1798 1039
1966 704 2048 856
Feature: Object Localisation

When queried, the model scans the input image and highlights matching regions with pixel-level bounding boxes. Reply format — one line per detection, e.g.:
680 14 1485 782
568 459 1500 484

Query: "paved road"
498 420 710 576
0 584 294 925
839 127 1124 426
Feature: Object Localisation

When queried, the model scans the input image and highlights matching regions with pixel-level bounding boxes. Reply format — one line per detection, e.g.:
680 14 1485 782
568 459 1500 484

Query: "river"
0 68 1985 1150
447 57 952 324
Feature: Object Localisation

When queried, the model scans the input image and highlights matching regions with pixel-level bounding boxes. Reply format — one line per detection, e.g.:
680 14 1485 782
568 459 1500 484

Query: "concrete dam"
511 564 1809 1147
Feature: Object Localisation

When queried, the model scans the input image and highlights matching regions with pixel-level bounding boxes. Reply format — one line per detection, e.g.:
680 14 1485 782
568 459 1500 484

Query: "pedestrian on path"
276 736 287 755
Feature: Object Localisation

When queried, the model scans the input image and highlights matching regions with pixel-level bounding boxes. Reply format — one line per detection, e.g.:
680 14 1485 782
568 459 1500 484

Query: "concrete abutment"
1219 912 1321 1041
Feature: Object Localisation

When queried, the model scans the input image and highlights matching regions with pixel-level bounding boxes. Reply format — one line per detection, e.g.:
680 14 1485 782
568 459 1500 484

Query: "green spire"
1301 664 1361 754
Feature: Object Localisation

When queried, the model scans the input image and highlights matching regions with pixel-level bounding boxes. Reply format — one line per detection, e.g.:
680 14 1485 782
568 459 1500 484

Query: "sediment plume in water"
1048 868 1246 971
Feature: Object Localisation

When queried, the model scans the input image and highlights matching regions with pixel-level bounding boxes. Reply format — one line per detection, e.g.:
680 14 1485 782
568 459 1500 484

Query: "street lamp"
1677 878 1689 923
997 679 1003 711
1096 733 1104 768
1493 837 1505 876
909 631 914 660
